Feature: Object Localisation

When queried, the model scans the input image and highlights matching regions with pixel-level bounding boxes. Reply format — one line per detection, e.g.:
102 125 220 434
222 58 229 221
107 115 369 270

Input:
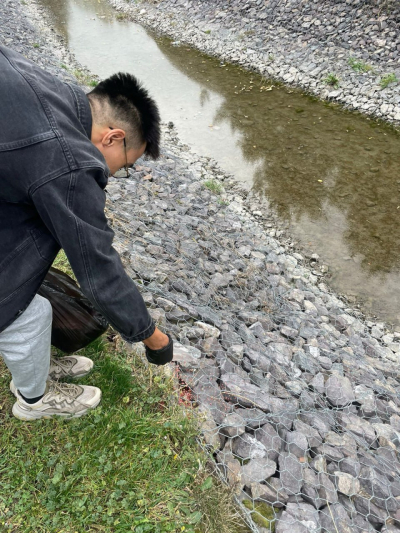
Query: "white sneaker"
11 380 101 420
49 355 94 379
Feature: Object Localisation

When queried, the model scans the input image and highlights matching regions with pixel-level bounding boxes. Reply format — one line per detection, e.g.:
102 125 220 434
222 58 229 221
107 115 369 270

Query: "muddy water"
38 0 400 325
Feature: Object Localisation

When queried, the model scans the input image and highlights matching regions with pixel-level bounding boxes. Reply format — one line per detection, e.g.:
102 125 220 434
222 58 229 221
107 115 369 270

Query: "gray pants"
0 294 51 398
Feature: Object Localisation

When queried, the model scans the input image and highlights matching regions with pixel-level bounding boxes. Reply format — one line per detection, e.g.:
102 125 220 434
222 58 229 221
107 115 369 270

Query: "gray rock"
315 444 344 463
285 430 308 459
359 465 398 511
232 433 267 460
337 413 377 446
334 471 360 496
324 431 357 458
194 321 220 338
353 495 388 527
339 457 361 478
276 502 321 533
235 407 271 429
325 375 355 407
317 472 338 505
293 419 323 448
299 412 333 438
281 325 299 340
264 342 293 367
310 455 327 474
278 452 306 495
220 412 246 437
215 449 242 489
251 478 289 508
173 342 203 370
309 372 325 394
320 502 352 533
240 456 277 486
255 422 283 461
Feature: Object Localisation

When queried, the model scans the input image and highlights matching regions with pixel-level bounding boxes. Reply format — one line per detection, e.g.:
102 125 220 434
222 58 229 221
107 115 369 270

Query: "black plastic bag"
38 267 108 353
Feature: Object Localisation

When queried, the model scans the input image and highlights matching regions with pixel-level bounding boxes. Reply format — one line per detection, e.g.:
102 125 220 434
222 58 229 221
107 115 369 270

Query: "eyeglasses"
109 127 129 178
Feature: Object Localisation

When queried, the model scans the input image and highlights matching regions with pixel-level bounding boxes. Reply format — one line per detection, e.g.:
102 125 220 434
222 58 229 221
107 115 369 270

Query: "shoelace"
47 380 82 401
50 357 74 374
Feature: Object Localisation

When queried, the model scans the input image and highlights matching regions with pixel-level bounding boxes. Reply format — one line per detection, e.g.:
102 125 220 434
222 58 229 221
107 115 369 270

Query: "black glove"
145 334 174 365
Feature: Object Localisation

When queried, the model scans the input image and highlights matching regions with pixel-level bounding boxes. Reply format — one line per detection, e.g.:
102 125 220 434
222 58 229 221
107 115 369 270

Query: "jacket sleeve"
31 167 155 343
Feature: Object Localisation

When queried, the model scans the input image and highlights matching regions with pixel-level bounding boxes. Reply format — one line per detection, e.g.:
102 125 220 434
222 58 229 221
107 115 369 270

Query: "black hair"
88 72 160 159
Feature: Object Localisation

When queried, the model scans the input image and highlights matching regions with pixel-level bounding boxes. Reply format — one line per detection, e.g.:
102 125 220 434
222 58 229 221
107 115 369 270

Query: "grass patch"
0 339 247 532
72 68 99 87
380 73 398 89
242 500 277 530
203 180 223 195
323 73 339 89
52 249 75 279
116 12 128 21
348 57 373 73
33 43 40 48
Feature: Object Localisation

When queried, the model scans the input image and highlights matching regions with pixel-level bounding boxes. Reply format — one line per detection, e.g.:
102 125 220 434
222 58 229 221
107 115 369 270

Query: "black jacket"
0 46 155 342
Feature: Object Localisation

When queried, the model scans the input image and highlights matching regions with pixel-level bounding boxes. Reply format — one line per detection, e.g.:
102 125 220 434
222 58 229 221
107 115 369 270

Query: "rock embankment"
108 126 400 533
3 0 400 531
109 0 400 126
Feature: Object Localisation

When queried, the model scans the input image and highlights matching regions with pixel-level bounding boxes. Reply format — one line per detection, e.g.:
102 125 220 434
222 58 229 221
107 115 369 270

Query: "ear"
101 128 126 147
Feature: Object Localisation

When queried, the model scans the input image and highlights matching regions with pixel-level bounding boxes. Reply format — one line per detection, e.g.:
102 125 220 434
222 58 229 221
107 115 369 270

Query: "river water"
37 0 400 326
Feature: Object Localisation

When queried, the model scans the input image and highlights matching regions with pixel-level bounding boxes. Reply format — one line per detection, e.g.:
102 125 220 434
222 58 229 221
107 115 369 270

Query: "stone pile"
109 0 400 125
106 125 400 532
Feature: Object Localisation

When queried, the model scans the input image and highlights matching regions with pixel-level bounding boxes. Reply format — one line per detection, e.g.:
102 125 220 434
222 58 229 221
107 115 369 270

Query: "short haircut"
88 72 160 159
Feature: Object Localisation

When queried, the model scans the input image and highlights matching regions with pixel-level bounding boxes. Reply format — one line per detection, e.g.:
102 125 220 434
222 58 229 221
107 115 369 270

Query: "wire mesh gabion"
108 125 400 533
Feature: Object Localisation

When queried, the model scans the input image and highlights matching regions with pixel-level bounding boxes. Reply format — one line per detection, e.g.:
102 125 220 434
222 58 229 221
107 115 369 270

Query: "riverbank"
109 0 400 127
4 0 400 532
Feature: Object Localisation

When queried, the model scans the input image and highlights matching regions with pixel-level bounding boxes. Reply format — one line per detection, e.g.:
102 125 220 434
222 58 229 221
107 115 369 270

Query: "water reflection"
155 39 400 319
37 0 400 323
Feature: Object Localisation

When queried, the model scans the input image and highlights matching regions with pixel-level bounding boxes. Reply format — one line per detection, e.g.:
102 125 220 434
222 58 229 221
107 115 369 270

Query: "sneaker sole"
11 391 102 421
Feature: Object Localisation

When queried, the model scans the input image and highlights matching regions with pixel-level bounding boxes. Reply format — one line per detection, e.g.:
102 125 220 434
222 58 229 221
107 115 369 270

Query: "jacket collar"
67 83 93 139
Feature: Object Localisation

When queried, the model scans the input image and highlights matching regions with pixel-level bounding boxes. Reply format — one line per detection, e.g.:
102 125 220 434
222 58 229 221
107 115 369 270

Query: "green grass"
348 57 373 73
0 253 248 533
0 339 247 532
323 73 339 89
52 250 75 279
380 73 398 89
242 500 277 531
72 68 99 88
203 180 223 195
33 43 40 48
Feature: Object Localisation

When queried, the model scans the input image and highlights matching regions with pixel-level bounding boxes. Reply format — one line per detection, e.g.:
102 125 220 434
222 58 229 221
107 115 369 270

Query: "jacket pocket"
30 228 60 262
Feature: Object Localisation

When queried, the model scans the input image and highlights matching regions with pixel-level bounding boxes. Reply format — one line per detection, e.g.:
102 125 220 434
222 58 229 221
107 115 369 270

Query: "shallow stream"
38 0 400 325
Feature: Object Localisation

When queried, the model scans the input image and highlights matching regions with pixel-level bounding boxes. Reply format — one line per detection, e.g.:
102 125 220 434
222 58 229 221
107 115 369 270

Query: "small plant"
61 63 68 70
204 29 211 34
203 179 223 194
218 198 229 206
116 12 128 21
268 54 274 62
348 57 373 73
323 73 340 89
72 68 99 87
380 73 398 89
33 43 40 48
